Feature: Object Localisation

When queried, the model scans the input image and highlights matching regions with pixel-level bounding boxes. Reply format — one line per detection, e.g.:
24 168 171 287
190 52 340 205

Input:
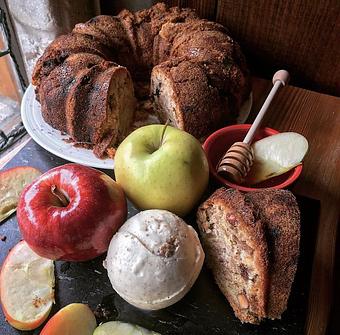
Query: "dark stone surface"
0 140 319 334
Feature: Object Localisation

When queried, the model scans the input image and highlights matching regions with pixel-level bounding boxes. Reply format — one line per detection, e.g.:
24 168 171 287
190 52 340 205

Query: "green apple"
114 125 209 217
93 321 160 335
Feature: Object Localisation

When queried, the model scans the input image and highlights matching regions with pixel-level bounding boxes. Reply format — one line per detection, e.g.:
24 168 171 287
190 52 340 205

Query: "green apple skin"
114 125 209 217
93 321 160 335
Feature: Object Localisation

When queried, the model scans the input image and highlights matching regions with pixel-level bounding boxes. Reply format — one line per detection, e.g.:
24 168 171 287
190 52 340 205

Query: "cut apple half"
0 166 41 222
0 240 55 330
40 303 97 335
94 321 160 335
247 132 308 184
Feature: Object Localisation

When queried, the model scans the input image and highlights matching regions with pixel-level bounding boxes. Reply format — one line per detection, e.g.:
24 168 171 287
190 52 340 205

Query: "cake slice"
90 65 136 157
150 58 225 140
247 189 300 319
65 63 135 158
38 53 104 133
72 16 134 71
197 188 269 324
73 16 127 48
197 188 300 324
32 33 112 91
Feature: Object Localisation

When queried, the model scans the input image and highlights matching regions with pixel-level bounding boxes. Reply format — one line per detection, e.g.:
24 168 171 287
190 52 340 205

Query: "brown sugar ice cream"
104 209 204 310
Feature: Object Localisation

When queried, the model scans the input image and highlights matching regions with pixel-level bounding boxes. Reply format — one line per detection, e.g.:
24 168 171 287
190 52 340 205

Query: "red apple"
17 163 127 261
40 303 96 335
0 166 41 222
0 241 54 331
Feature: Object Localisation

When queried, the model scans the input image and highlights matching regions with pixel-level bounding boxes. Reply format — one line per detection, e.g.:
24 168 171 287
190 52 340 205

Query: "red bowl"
203 124 303 192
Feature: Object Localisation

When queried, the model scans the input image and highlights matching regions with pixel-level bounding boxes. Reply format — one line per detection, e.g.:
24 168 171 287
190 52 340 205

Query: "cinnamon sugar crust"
247 189 300 319
151 58 226 138
197 188 300 324
32 33 113 90
38 53 104 132
33 3 250 158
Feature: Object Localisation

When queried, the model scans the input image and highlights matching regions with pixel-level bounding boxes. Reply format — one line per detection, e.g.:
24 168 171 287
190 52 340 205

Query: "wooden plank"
101 0 339 95
328 230 340 334
250 78 340 335
100 1 217 20
216 0 340 96
0 135 30 169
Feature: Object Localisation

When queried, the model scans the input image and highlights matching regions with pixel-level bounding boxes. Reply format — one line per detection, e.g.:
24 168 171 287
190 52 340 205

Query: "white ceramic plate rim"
21 84 252 169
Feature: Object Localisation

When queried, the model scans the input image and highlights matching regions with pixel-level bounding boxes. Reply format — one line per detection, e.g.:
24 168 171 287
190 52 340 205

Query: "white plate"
21 84 252 169
21 84 115 169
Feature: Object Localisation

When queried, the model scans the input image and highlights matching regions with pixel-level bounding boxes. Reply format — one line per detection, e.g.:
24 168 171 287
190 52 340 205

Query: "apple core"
51 185 70 207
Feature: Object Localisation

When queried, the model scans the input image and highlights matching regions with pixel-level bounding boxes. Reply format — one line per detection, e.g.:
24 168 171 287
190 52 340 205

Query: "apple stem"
160 119 170 146
51 185 69 207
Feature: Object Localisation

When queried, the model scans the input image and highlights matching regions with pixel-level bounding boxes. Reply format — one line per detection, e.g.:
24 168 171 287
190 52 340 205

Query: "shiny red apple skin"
17 163 127 261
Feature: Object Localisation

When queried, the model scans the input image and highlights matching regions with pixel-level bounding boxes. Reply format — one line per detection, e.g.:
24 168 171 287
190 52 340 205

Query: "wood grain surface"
101 0 340 94
161 0 340 96
250 78 340 335
216 1 340 96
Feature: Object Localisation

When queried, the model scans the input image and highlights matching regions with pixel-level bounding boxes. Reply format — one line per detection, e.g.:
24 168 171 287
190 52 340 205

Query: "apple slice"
247 132 308 184
0 240 55 330
94 321 160 335
40 303 97 335
0 166 41 222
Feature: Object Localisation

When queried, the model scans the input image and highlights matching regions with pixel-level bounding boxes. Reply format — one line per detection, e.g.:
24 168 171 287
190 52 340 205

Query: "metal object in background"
0 121 26 152
0 6 27 155
0 7 26 91
7 0 100 78
0 0 100 156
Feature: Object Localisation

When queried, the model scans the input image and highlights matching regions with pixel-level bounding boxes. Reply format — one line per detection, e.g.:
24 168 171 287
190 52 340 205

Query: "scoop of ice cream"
104 209 204 310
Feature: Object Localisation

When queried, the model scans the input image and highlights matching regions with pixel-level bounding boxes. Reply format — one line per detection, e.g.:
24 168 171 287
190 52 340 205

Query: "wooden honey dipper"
217 70 290 184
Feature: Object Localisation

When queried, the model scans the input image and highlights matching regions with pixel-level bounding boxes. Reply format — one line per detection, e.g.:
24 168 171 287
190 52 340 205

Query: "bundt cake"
196 188 300 324
32 3 250 158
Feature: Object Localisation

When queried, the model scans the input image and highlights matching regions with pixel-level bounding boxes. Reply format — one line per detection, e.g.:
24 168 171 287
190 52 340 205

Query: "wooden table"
250 78 340 335
1 78 339 335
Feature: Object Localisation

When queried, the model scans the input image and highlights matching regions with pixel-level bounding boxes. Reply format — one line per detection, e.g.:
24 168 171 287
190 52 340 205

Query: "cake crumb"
94 303 113 320
106 147 116 158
